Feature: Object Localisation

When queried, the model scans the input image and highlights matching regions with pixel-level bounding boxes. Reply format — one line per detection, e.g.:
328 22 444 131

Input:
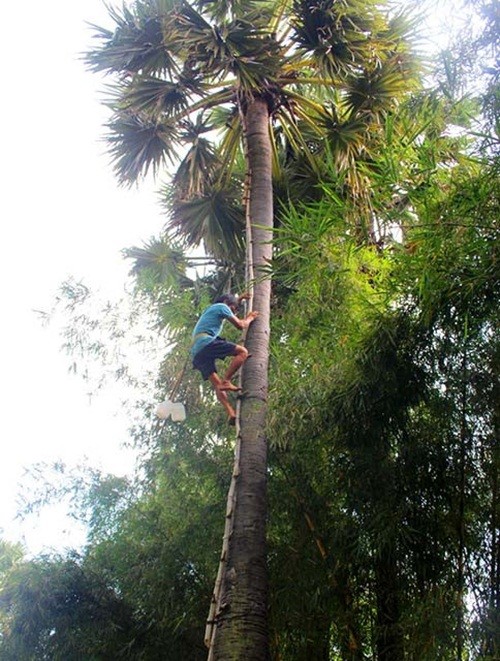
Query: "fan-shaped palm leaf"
86 2 178 76
124 237 195 288
166 187 245 259
117 76 193 115
344 55 420 119
107 112 179 184
193 0 266 22
318 106 370 170
173 135 219 197
170 112 239 198
224 18 283 83
290 0 380 77
170 1 231 76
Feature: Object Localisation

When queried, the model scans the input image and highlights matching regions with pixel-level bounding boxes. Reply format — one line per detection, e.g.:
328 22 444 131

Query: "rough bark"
210 96 272 660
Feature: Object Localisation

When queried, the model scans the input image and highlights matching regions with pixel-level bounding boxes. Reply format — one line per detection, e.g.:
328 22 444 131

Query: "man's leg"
219 345 249 391
209 373 237 423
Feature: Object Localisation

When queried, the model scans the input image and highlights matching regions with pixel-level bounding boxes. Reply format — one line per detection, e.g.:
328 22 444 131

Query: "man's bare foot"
228 415 236 426
219 380 242 392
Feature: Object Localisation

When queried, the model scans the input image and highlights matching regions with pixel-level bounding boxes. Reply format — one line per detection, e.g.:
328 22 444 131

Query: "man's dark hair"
215 294 239 307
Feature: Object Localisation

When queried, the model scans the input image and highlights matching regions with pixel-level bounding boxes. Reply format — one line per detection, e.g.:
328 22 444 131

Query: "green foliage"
0 555 138 660
86 2 178 76
265 135 498 657
0 540 23 581
165 185 246 260
1 406 236 658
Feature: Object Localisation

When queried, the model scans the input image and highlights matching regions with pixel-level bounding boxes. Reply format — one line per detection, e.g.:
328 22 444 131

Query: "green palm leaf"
173 134 219 197
193 0 266 22
344 55 420 118
106 112 180 184
124 237 195 288
274 106 324 175
290 0 379 77
166 187 245 259
214 108 244 184
317 106 369 169
86 2 178 76
119 75 194 115
171 1 230 77
224 17 283 81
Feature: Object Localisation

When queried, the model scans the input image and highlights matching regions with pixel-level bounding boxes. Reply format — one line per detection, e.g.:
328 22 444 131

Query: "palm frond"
282 86 333 115
384 8 424 52
208 104 240 130
171 112 240 197
270 124 327 206
86 2 178 76
290 0 372 71
215 110 245 187
317 106 369 170
171 1 230 77
106 112 180 184
226 19 283 93
268 0 293 34
173 134 219 197
193 0 267 22
124 237 195 288
274 106 324 176
165 187 245 259
344 54 420 119
173 5 283 92
118 75 195 116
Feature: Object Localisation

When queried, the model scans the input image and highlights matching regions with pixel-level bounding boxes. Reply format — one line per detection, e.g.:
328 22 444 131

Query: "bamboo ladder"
204 118 255 656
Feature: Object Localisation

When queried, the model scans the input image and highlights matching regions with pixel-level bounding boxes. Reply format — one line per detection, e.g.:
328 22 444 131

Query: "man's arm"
227 310 259 331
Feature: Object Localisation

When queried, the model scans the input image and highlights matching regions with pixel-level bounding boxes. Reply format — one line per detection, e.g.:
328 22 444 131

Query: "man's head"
215 293 239 312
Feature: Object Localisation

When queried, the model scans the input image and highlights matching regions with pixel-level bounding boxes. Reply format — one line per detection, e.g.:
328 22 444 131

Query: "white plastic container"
155 400 186 422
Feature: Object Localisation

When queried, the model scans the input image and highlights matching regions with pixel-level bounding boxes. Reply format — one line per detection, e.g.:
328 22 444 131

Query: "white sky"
0 0 467 556
1 0 165 555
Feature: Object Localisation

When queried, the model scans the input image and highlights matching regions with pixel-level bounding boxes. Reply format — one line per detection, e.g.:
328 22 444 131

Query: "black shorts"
192 338 237 380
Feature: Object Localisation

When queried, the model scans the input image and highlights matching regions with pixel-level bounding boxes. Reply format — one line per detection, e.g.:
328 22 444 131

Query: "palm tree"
87 1 419 656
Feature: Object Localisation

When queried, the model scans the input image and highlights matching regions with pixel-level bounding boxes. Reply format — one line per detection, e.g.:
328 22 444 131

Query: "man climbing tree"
191 293 258 425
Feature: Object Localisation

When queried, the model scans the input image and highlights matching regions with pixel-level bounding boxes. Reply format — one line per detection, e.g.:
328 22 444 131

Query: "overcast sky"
1 0 165 554
0 0 466 556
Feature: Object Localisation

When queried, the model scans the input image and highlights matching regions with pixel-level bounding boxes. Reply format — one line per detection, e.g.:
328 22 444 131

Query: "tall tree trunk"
211 96 272 660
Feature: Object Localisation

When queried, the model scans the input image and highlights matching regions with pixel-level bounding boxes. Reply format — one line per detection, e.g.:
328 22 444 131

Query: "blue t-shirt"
190 303 234 357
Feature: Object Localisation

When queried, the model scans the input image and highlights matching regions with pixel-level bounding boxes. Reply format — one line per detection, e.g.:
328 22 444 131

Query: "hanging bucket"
155 399 186 422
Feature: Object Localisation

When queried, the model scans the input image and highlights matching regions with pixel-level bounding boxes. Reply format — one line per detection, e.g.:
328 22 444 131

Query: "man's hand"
238 292 251 303
228 310 259 331
242 310 258 329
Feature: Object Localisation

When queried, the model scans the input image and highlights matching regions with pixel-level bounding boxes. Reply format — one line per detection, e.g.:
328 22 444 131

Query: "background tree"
265 74 499 656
